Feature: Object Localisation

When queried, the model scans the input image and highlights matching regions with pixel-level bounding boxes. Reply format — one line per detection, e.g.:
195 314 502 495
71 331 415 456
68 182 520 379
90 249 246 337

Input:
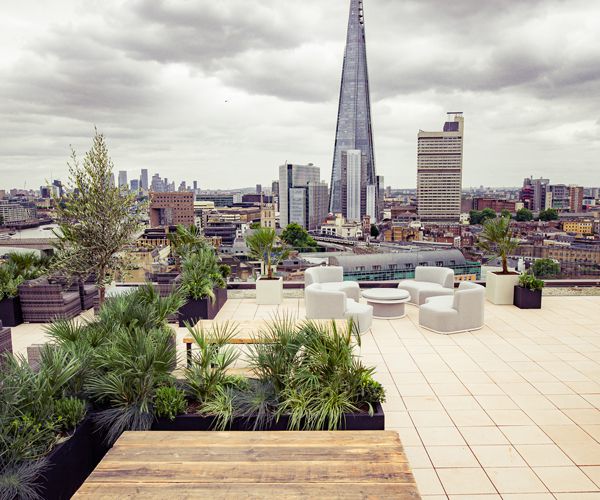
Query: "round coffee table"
361 289 411 319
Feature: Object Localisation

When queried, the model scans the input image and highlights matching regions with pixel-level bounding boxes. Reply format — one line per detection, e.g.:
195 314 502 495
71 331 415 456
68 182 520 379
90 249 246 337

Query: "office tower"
417 113 464 222
256 184 262 195
149 192 194 227
329 0 376 214
150 174 164 192
140 169 149 191
118 170 128 189
193 181 198 193
549 184 569 210
569 185 584 212
522 177 550 212
341 150 366 222
178 181 187 192
279 163 326 230
307 181 329 231
52 180 64 196
271 180 279 197
130 179 139 192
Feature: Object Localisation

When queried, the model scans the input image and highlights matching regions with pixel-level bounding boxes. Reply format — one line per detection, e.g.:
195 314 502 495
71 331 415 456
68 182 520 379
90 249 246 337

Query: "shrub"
54 397 86 432
532 258 560 278
518 273 544 292
154 386 187 421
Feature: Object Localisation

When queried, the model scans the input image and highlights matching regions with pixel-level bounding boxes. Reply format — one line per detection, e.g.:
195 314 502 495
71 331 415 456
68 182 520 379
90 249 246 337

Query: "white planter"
486 272 520 305
256 276 283 305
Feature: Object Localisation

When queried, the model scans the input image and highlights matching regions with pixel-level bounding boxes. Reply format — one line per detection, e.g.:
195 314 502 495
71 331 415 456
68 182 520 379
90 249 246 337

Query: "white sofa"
398 266 455 305
419 282 485 334
304 283 373 334
305 265 360 302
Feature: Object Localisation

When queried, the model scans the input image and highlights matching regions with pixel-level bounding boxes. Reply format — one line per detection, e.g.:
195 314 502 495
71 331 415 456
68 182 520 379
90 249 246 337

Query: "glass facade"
329 0 376 214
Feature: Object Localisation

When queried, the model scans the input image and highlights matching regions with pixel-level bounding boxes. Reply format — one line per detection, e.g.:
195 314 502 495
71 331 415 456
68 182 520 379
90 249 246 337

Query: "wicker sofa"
18 277 82 323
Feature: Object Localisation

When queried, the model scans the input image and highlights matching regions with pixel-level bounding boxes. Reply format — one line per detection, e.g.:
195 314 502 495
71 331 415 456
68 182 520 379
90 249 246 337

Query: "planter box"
35 413 111 500
0 296 23 327
513 286 542 309
256 276 283 305
152 402 385 431
485 272 520 305
178 287 228 326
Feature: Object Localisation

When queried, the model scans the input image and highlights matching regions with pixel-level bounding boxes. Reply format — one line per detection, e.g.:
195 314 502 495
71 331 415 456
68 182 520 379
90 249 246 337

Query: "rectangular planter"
513 286 542 309
256 276 283 305
178 287 228 326
35 413 111 500
485 272 520 305
151 402 385 431
0 296 23 327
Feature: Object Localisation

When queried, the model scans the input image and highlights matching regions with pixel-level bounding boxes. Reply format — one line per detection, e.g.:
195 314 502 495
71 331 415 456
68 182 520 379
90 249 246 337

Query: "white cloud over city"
1 0 599 190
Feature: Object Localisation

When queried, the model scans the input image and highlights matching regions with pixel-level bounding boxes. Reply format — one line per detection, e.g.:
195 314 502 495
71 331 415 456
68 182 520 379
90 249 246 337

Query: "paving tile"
485 467 548 493
410 410 455 428
500 495 554 499
448 496 501 500
427 445 480 468
486 409 535 426
459 426 509 445
499 426 553 445
515 444 574 466
533 466 599 493
582 466 600 488
439 396 482 410
548 394 594 409
403 446 433 469
471 445 527 467
418 426 467 446
446 409 495 427
525 409 576 426
412 468 446 495
563 408 600 426
436 468 496 495
403 396 444 411
554 493 600 499
557 442 600 466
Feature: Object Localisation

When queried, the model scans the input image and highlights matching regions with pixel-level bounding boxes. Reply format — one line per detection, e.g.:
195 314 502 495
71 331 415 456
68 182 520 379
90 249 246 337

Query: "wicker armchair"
0 320 12 357
18 277 82 323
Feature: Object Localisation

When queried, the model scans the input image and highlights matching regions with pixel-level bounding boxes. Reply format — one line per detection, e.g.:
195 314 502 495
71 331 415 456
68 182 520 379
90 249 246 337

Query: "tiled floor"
10 294 600 499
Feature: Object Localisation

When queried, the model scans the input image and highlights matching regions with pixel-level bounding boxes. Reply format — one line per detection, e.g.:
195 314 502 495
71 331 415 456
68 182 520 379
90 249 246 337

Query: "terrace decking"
74 430 420 499
10 293 600 497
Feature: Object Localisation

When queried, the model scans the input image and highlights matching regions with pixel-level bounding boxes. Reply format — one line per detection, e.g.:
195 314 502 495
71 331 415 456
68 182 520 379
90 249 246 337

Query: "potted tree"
246 228 289 305
178 246 228 325
477 216 520 305
514 273 543 309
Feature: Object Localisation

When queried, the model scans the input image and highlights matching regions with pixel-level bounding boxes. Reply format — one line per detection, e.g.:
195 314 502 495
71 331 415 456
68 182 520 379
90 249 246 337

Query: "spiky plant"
180 247 226 302
477 215 519 274
245 228 289 279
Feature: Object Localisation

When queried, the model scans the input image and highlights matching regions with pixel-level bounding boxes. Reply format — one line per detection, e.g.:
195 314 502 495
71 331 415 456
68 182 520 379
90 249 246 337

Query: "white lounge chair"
419 282 485 334
304 283 373 334
398 266 455 305
304 265 360 302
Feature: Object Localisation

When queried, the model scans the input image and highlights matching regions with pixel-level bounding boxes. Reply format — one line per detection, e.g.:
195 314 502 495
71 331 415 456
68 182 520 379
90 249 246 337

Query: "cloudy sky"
1 0 599 191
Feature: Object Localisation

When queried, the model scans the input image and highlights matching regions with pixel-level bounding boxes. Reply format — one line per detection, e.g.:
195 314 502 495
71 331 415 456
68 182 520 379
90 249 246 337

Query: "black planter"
513 286 542 309
178 287 227 326
35 413 111 500
152 402 385 431
0 296 23 327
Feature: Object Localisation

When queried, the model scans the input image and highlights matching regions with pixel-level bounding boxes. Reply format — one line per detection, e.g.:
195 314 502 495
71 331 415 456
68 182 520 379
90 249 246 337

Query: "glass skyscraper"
329 0 376 215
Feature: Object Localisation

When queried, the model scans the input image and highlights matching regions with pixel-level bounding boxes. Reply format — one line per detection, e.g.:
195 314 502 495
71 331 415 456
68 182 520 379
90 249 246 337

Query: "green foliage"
0 263 24 300
53 397 86 432
281 223 318 251
184 322 240 404
249 221 261 230
516 208 533 221
246 228 289 279
167 225 209 264
370 224 380 238
539 208 559 221
200 387 235 431
180 246 226 301
500 209 512 219
0 253 48 300
532 258 560 278
0 459 48 500
469 208 497 225
51 130 145 304
518 273 544 292
154 386 187 421
476 216 519 274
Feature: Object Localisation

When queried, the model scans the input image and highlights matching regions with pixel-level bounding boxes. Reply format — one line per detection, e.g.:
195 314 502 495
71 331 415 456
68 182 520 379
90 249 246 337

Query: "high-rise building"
130 179 139 192
417 113 464 222
341 150 366 222
140 169 149 191
522 177 550 212
549 184 569 210
329 0 376 214
150 174 164 192
118 171 128 189
569 185 584 212
256 184 262 195
149 192 194 227
279 163 327 230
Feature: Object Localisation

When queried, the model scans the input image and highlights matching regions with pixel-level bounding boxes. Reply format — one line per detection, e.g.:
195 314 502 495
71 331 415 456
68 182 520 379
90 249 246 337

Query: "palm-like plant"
246 228 289 280
4 252 48 280
167 225 209 266
477 216 519 274
180 247 226 302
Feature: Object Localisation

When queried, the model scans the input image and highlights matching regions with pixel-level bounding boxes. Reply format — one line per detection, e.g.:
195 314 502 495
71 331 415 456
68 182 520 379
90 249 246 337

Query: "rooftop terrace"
10 293 600 498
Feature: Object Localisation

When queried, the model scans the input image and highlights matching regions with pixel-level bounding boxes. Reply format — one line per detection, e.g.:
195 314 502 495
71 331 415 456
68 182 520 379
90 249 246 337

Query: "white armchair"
419 282 485 334
304 283 373 334
398 266 455 305
304 265 360 302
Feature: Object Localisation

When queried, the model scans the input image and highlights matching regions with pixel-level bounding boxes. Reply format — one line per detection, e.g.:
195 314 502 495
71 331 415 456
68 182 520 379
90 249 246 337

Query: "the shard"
329 0 376 214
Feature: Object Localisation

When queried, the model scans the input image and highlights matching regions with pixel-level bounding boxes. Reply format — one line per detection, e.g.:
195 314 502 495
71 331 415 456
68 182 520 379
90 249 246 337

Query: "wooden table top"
74 430 421 499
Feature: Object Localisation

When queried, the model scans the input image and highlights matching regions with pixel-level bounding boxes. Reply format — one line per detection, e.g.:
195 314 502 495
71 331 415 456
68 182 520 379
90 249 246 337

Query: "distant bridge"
0 238 56 251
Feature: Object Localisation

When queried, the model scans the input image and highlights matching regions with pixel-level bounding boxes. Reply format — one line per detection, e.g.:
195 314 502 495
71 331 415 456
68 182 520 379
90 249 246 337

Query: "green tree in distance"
281 223 317 251
516 208 533 222
370 224 380 238
539 208 559 221
532 258 560 278
469 208 497 225
52 130 144 304
501 209 512 219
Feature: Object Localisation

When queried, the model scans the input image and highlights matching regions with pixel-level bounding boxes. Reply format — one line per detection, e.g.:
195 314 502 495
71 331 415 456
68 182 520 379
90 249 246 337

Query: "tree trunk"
502 255 508 274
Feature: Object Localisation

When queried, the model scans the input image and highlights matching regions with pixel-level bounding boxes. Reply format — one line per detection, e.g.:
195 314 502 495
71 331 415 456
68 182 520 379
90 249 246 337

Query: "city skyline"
1 0 600 190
